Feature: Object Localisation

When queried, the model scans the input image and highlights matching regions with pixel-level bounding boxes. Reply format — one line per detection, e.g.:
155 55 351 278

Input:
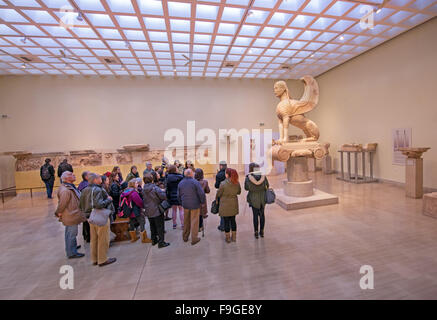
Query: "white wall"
312 17 437 188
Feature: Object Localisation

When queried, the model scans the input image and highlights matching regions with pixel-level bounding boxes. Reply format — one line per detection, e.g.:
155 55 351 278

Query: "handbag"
158 199 171 214
211 198 220 214
88 187 112 227
265 188 276 204
155 187 171 214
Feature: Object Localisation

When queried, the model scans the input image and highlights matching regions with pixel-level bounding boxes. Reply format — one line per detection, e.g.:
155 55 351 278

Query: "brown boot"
140 231 152 243
225 232 231 243
231 231 237 242
129 231 138 242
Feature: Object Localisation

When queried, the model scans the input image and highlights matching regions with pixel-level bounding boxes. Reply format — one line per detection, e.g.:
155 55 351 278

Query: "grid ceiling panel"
0 0 435 78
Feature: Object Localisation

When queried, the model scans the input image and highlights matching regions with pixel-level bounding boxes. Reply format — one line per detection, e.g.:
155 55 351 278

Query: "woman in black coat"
166 165 184 229
109 173 122 219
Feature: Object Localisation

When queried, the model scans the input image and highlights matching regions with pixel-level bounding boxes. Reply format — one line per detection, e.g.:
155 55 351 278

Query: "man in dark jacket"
79 173 116 267
58 159 73 182
177 169 206 245
40 158 55 199
215 161 227 231
143 161 157 182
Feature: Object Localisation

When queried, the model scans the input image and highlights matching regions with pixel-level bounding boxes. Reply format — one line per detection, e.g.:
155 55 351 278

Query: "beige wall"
0 76 289 153
312 17 437 188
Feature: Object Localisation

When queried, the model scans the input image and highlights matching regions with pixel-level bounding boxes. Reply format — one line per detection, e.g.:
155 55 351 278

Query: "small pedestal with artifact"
399 147 430 198
337 143 378 183
270 76 338 210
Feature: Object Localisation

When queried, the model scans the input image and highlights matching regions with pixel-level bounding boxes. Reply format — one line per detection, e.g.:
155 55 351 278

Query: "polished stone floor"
1 171 437 300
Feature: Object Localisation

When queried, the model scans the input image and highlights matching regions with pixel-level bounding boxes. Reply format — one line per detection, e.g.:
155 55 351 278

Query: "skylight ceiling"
0 0 435 78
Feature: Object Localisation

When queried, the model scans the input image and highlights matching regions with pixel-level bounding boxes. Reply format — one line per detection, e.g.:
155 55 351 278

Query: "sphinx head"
274 81 289 98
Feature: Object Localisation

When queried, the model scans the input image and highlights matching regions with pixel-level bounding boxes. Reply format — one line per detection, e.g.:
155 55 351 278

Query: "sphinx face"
274 83 286 98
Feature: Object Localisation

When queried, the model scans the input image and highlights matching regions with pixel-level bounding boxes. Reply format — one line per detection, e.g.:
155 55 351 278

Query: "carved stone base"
423 192 437 219
275 188 339 210
283 179 313 197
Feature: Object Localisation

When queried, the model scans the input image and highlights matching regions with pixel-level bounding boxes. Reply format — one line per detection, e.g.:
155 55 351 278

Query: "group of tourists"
47 157 270 267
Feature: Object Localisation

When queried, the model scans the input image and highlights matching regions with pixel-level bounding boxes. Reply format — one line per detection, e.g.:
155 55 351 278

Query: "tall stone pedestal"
322 155 333 174
399 147 430 199
275 156 338 210
307 158 316 172
283 157 313 197
405 158 423 198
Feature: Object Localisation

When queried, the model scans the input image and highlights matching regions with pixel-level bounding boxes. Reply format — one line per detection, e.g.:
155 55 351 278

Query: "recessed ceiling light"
21 63 26 69
339 35 344 40
376 9 382 14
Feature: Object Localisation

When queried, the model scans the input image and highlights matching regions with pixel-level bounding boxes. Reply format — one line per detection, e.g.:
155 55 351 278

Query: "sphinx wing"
292 75 319 115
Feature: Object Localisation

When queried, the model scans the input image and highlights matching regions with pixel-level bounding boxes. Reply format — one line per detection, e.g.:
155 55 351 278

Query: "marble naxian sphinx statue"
274 76 320 144
269 76 338 210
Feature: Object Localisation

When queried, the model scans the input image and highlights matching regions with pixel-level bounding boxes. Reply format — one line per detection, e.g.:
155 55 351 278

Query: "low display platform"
275 188 339 210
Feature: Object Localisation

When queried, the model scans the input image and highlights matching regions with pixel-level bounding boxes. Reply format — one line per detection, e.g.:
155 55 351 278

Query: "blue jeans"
65 225 78 257
44 180 54 198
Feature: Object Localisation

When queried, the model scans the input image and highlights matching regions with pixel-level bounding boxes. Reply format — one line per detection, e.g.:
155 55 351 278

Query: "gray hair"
61 171 72 181
88 173 100 184
184 168 193 177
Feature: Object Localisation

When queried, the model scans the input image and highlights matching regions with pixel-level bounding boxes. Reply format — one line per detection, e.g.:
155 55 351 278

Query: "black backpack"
118 196 132 218
41 165 51 180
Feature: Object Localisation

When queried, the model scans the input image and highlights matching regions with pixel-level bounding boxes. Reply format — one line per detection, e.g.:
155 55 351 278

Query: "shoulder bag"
88 187 112 226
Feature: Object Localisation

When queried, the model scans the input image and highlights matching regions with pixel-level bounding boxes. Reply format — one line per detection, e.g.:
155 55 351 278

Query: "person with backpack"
120 179 152 244
40 158 55 199
58 159 73 183
142 173 170 248
244 162 269 239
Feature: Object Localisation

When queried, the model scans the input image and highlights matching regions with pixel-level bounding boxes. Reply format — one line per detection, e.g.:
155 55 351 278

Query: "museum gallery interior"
0 0 436 301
